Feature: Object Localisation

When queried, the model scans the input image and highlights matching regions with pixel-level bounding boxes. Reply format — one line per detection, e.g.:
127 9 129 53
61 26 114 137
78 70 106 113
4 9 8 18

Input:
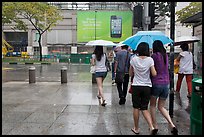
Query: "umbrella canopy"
85 40 117 47
174 36 200 46
122 31 173 50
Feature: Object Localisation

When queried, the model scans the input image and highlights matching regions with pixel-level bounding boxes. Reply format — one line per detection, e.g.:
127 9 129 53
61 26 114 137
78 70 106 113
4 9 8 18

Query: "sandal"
150 129 158 135
101 100 107 106
97 95 101 99
171 127 178 135
131 128 140 134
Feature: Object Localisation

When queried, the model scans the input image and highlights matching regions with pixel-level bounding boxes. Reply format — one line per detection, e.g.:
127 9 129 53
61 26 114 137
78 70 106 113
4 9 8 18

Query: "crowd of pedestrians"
90 41 194 135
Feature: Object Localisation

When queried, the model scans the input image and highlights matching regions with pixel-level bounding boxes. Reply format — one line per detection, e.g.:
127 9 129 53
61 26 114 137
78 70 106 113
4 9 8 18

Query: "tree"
176 2 202 26
2 2 63 61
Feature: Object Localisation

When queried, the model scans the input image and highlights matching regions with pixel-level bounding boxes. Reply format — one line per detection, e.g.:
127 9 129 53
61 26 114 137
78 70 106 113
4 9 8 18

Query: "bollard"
68 58 71 64
79 58 82 63
29 66 36 83
61 66 67 84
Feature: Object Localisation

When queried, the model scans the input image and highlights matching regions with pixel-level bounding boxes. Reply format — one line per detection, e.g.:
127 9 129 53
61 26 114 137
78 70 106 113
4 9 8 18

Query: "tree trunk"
38 34 42 61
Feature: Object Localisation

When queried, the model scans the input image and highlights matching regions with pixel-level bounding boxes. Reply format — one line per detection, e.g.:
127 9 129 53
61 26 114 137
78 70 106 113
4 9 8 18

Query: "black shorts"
132 86 151 110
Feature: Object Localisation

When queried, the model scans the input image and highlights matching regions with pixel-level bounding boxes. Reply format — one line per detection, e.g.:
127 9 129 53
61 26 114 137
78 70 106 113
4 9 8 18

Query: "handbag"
115 52 129 83
90 66 96 73
105 54 111 72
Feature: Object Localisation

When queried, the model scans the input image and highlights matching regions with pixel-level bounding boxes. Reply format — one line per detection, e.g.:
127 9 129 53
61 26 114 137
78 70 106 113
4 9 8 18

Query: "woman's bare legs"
133 108 140 132
96 77 106 103
158 98 176 128
141 110 155 131
150 96 158 129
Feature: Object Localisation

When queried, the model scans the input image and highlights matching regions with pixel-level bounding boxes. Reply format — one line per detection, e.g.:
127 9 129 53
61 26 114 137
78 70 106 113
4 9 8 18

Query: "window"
35 33 40 42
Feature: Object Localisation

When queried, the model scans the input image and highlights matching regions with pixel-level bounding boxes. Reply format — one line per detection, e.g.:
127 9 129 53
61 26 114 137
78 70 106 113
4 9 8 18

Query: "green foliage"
2 2 16 25
154 2 171 18
176 2 202 26
2 2 63 33
2 2 63 61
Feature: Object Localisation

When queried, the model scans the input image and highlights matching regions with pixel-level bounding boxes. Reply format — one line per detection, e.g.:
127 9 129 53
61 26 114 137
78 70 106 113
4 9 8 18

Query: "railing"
2 53 92 64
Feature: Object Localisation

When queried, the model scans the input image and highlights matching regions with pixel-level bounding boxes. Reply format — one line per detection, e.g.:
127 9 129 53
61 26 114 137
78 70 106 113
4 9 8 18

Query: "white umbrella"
174 36 200 46
85 40 117 47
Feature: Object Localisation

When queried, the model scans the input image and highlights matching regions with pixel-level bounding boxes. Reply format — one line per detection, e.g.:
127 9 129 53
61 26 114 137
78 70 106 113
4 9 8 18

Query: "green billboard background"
77 11 133 43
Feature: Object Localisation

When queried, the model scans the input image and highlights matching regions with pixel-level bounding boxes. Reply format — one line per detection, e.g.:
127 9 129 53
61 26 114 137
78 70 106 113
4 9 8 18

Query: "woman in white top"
91 46 108 106
129 42 157 135
175 43 193 98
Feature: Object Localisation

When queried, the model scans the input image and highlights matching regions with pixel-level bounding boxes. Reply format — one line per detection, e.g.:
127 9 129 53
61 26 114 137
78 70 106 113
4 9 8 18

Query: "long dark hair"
136 42 150 56
153 40 167 64
93 46 103 61
180 43 189 51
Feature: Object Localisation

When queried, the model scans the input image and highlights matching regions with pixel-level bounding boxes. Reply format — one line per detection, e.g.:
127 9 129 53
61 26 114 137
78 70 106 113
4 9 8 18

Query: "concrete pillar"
61 66 67 84
29 66 36 83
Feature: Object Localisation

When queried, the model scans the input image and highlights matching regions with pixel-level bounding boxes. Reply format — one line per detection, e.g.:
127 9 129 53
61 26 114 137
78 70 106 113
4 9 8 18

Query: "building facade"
2 2 167 56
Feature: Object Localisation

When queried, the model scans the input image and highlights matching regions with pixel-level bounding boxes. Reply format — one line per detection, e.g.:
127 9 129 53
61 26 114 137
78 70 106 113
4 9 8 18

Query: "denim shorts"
151 84 169 99
95 72 107 78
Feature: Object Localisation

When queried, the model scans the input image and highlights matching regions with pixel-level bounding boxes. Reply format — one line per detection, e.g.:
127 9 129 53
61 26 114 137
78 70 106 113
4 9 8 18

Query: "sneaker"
112 80 116 85
112 80 115 83
119 98 126 105
119 99 123 105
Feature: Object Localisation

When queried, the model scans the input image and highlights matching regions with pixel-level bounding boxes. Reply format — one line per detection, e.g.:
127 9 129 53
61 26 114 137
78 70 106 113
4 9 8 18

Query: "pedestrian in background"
108 46 117 85
129 42 158 135
91 46 108 106
128 49 138 94
175 43 193 98
150 40 178 135
114 45 131 105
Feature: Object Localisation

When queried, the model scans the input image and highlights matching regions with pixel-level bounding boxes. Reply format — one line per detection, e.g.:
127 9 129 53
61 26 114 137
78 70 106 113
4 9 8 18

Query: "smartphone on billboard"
110 15 122 38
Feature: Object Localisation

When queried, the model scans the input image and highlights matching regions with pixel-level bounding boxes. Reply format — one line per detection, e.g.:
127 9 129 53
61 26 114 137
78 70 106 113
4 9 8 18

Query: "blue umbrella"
122 31 173 50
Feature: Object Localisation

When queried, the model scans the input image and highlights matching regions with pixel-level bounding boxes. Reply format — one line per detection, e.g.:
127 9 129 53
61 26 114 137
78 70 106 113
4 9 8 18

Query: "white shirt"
179 51 193 74
130 56 154 87
92 54 107 72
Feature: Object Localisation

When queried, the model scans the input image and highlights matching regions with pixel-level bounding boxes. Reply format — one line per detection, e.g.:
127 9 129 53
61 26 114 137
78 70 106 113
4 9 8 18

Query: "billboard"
77 11 133 43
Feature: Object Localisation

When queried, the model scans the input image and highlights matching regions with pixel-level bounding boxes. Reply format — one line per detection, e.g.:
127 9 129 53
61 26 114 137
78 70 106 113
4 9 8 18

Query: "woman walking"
175 43 193 98
150 40 178 135
91 46 108 106
129 42 157 135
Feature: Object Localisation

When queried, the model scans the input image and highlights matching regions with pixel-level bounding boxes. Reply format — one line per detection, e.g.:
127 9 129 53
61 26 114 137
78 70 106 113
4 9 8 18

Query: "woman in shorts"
129 42 157 135
150 40 178 135
91 46 108 106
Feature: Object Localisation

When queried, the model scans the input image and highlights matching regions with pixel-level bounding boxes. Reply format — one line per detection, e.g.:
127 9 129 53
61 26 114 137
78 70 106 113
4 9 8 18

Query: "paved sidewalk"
2 64 191 135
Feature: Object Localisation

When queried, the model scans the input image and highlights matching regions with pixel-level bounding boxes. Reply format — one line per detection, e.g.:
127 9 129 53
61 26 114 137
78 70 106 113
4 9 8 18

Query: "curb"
6 62 52 65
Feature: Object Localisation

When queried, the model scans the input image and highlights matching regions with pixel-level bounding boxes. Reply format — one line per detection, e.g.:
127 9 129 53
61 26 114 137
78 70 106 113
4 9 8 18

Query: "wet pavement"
2 63 191 135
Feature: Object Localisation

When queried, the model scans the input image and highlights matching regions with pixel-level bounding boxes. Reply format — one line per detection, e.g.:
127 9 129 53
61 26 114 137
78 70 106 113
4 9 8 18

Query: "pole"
95 11 97 40
143 2 149 31
169 2 175 118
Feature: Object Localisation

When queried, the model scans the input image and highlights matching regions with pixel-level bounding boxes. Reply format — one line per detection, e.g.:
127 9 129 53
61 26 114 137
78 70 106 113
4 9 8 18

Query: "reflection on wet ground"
2 63 192 135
